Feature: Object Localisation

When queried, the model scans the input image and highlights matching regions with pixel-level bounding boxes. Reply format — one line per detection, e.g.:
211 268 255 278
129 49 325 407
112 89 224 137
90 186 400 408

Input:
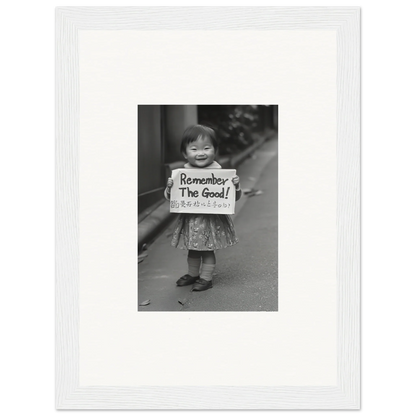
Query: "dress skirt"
171 213 238 251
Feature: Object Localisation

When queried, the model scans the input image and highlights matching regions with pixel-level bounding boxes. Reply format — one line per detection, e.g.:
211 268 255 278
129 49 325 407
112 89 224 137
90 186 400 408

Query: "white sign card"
170 168 236 214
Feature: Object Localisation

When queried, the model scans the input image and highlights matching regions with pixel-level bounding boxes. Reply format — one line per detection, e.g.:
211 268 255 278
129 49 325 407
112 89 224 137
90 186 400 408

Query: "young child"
165 124 241 291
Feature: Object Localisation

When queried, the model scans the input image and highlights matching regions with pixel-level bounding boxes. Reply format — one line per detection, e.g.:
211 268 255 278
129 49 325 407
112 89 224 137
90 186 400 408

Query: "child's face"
183 135 216 168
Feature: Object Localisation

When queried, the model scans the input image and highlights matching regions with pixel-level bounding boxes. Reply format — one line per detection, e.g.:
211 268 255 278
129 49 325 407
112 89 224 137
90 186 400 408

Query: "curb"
138 202 174 252
138 131 277 252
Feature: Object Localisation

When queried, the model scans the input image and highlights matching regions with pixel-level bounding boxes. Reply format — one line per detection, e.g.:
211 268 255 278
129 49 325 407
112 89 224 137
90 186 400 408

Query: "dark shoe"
176 274 199 286
192 278 213 291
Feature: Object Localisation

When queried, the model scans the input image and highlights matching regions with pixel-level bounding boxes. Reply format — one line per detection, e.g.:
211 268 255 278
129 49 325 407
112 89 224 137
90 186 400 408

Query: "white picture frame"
51 2 365 414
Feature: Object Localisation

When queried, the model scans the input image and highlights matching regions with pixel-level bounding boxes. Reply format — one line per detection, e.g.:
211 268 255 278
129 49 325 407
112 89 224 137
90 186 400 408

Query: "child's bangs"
180 125 218 153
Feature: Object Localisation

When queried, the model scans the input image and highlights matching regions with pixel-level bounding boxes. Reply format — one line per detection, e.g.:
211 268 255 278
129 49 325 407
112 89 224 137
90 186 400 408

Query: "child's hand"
166 178 173 188
232 175 240 189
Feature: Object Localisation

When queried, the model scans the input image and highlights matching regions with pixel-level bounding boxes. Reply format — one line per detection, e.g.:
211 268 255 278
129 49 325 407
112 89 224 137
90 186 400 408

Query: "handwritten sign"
170 169 236 214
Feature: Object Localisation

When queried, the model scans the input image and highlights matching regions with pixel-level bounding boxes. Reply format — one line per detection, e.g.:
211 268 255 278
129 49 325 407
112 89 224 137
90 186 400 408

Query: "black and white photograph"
138 105 278 311
52 6 363 411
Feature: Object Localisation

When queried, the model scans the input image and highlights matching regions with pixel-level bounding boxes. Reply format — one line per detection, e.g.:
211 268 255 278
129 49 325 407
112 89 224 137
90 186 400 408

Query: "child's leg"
187 250 201 277
192 251 215 291
200 251 215 281
176 250 201 286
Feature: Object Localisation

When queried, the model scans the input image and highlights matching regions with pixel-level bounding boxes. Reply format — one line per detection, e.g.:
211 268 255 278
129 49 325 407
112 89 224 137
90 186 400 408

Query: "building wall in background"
138 105 198 215
138 105 164 215
164 105 198 163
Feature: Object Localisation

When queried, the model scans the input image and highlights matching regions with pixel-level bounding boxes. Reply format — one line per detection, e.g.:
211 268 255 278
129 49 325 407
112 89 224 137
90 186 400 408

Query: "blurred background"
138 105 278 220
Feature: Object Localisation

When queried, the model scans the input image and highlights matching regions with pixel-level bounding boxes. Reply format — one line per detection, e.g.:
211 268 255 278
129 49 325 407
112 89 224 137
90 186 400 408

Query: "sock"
187 256 201 277
200 263 215 282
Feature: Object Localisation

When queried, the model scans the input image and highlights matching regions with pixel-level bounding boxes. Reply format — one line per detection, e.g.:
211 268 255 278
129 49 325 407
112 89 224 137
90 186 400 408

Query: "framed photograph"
56 7 360 409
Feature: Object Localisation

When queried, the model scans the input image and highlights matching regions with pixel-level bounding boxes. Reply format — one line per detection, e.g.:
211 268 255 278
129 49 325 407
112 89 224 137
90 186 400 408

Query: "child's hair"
180 124 219 155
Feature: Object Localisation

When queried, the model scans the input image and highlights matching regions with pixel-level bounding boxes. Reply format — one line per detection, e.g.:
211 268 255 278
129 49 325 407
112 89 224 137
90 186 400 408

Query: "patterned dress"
169 161 239 251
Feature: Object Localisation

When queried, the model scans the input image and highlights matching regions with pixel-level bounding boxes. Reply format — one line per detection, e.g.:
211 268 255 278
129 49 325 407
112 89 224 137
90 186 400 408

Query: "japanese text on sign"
170 168 236 214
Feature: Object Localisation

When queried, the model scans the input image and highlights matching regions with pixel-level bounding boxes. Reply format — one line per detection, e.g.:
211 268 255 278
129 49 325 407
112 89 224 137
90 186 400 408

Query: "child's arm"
232 175 242 201
164 177 173 200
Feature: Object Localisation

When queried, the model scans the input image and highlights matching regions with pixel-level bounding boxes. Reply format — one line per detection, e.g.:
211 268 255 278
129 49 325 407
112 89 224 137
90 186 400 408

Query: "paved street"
138 138 278 311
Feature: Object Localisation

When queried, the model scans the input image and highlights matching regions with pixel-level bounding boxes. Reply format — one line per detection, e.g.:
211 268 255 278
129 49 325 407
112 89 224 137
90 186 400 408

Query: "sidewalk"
138 137 279 311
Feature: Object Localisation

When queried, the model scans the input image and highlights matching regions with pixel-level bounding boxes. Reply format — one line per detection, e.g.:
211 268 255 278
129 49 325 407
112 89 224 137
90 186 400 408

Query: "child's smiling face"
183 135 216 168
